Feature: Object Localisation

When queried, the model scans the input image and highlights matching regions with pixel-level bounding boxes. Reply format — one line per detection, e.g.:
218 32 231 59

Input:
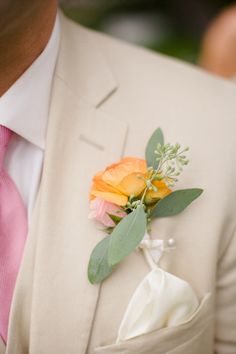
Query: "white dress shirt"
0 14 60 222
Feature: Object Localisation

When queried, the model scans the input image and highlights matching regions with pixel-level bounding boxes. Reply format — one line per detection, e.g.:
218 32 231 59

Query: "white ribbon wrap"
116 233 199 343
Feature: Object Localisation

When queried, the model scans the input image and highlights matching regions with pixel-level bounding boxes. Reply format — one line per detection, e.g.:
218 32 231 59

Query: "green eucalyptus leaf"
108 205 147 267
88 236 113 284
151 188 203 218
107 213 123 225
145 127 164 169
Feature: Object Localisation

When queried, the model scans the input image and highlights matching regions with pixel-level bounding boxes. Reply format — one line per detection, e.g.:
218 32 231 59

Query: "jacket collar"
56 11 118 107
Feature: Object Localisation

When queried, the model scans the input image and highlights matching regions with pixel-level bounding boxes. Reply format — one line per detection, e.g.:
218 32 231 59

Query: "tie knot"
0 126 12 170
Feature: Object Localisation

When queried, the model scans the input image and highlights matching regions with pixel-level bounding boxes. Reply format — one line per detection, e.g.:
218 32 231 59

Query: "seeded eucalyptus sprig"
88 127 203 284
154 143 189 187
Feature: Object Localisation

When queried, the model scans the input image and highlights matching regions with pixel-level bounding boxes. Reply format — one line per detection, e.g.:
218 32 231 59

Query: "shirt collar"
0 13 60 150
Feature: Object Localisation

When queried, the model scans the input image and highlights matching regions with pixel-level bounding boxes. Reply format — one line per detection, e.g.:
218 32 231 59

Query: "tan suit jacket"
1 11 236 354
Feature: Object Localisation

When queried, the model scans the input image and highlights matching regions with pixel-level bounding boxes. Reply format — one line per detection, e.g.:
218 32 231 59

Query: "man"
0 1 235 354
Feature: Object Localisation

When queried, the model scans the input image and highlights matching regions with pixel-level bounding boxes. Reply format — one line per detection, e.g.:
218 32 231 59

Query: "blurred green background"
60 0 235 64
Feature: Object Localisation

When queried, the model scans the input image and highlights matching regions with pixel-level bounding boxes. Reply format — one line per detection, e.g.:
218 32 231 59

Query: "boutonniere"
88 128 203 284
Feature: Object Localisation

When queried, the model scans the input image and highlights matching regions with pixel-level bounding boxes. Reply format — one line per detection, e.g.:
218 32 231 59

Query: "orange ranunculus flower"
145 179 172 205
90 157 147 206
90 157 171 206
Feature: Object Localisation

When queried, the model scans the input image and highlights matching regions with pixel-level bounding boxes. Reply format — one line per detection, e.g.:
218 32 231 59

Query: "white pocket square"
117 267 199 343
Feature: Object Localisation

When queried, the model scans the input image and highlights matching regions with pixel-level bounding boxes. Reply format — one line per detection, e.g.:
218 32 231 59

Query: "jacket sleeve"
215 227 236 353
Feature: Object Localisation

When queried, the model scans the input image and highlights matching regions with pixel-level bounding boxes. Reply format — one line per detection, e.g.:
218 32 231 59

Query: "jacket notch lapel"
28 77 128 354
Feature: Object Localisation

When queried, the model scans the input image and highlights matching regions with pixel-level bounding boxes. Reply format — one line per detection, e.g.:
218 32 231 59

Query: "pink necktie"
0 126 27 344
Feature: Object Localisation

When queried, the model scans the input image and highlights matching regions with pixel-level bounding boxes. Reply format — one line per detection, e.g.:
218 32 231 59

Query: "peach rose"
90 157 171 206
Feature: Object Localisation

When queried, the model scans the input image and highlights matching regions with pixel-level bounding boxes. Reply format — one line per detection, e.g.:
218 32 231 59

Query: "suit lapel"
28 80 127 354
6 12 127 354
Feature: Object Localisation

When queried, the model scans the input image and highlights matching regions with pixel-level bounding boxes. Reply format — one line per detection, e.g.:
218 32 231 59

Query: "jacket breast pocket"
93 293 214 354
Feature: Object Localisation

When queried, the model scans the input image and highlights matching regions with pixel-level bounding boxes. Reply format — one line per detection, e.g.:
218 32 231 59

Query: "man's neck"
0 3 57 97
